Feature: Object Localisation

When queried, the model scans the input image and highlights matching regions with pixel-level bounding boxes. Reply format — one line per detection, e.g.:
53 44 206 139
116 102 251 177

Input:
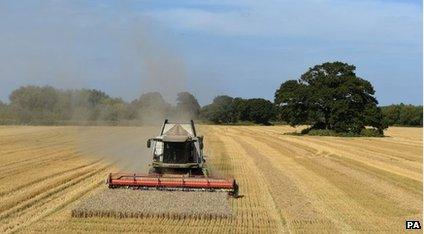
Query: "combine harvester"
107 120 239 197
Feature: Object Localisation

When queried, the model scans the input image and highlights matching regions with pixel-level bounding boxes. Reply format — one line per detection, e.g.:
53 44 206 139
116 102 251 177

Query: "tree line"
0 85 276 125
381 104 422 126
0 62 421 132
0 86 203 125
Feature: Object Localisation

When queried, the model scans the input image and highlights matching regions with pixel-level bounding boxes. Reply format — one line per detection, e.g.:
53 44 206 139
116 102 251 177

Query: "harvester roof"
162 124 193 142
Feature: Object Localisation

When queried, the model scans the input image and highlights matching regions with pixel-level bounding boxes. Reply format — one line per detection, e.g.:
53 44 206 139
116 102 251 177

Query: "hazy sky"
0 0 422 105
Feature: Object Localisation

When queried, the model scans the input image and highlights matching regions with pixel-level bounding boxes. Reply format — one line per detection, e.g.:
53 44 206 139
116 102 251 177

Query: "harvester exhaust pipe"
191 119 197 136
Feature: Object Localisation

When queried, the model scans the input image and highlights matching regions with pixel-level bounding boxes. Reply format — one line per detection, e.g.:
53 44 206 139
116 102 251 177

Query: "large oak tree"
275 62 387 133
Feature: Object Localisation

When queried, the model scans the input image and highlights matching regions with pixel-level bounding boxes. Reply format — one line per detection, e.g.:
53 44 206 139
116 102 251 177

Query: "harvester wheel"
148 167 161 174
202 168 209 177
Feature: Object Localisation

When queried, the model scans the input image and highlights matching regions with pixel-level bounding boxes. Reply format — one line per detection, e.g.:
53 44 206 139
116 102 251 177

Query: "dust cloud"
75 126 159 172
131 20 188 103
72 18 191 172
1 1 195 172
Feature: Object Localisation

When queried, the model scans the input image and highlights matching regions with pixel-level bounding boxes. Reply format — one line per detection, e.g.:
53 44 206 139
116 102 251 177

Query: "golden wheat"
71 189 232 219
0 125 421 233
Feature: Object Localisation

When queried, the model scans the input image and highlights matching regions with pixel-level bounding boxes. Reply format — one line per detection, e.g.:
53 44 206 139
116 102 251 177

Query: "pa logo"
406 221 421 230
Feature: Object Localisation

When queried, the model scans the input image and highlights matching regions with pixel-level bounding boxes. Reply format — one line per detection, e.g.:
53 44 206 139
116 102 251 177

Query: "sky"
0 0 422 105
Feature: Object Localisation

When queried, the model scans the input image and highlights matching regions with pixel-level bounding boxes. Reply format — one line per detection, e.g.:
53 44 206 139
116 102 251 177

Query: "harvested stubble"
71 189 232 219
2 126 421 233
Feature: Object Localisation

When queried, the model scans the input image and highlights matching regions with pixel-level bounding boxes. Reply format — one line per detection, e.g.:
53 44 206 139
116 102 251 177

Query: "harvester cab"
107 120 239 197
147 120 207 175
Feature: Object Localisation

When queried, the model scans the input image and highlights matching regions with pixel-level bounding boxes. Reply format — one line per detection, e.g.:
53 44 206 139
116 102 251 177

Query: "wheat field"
0 125 422 233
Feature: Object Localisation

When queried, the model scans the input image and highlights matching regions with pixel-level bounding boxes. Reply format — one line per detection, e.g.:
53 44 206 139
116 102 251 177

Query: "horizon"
1 84 422 107
0 0 422 105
